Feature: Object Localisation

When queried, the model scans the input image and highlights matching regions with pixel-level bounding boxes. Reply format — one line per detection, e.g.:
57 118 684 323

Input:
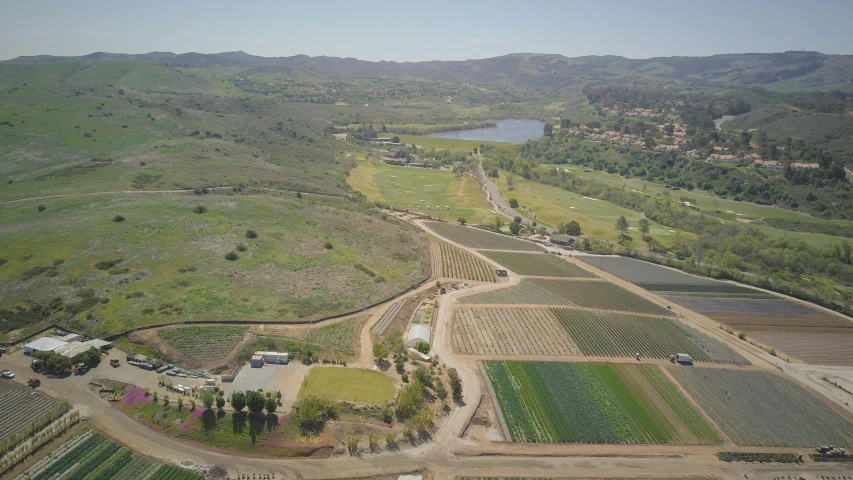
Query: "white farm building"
406 324 431 348
23 335 112 356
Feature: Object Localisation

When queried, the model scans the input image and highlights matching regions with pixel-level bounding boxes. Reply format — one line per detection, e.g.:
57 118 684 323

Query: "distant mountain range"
4 50 853 90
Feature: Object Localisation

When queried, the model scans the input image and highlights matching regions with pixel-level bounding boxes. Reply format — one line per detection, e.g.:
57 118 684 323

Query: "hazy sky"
2 0 852 62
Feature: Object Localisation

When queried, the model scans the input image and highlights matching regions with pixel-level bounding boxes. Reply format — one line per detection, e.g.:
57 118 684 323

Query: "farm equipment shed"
23 337 67 355
549 234 576 247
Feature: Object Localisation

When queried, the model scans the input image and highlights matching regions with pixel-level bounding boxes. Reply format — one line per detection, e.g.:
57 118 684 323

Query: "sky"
2 0 852 62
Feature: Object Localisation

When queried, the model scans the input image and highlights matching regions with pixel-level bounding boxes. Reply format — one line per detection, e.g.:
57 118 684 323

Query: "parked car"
1 370 15 379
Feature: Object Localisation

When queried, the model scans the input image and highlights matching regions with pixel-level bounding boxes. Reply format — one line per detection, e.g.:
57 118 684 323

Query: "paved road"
472 162 554 234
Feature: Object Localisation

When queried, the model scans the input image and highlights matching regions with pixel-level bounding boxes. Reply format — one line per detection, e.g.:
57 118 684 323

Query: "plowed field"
670 367 853 447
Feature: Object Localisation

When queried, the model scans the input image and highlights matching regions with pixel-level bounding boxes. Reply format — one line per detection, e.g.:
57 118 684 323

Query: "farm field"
493 172 690 247
453 308 581 356
663 295 853 365
532 279 673 316
457 280 574 306
482 361 720 444
436 239 496 282
157 325 248 360
480 251 598 278
579 256 719 286
738 332 853 366
553 309 749 364
346 160 495 224
670 367 853 447
12 428 203 480
425 222 545 252
452 307 747 363
298 367 396 405
0 380 66 449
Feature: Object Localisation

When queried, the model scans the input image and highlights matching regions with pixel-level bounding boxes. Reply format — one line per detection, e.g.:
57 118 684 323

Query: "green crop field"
671 367 853 447
425 222 545 251
13 429 197 480
458 280 575 306
0 193 427 339
303 318 359 353
157 325 248 359
347 160 496 224
552 309 747 363
495 172 693 247
531 279 673 315
298 367 397 405
482 361 720 444
480 251 598 278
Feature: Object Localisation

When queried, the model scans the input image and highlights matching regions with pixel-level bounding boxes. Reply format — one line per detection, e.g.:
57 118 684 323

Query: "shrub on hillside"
112 215 125 222
225 251 238 261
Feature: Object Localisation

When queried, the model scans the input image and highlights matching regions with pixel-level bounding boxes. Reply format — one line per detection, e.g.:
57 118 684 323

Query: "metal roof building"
23 337 68 355
406 324 431 347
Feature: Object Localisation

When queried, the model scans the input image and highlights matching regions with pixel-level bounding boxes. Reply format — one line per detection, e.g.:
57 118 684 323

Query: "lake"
426 118 545 143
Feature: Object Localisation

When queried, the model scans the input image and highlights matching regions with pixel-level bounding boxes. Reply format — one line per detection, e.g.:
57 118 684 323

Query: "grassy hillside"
0 60 429 340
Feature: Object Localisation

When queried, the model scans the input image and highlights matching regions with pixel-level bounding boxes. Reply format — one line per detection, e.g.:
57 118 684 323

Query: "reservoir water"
426 118 545 143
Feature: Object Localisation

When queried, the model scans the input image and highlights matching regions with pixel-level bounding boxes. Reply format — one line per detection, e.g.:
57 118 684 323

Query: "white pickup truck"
0 370 15 379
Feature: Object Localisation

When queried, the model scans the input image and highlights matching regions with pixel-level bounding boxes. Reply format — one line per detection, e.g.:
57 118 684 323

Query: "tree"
505 175 514 189
435 378 448 401
230 391 246 412
177 397 184 411
391 135 400 143
457 217 466 225
201 391 215 410
246 390 266 414
638 218 650 239
663 124 675 136
373 343 389 362
448 368 463 400
216 395 226 410
513 216 522 224
560 118 571 129
494 216 503 232
508 198 519 208
543 123 554 137
265 397 277 414
395 380 424 420
414 341 430 354
72 347 101 368
294 395 340 434
33 351 73 375
508 222 522 235
565 220 581 236
615 216 629 236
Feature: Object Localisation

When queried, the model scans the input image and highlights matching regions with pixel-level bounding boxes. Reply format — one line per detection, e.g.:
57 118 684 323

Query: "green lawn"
347 160 497 224
298 367 397 405
497 171 695 247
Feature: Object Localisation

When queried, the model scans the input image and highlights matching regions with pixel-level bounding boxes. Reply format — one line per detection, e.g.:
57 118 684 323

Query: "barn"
549 234 577 247
23 337 68 355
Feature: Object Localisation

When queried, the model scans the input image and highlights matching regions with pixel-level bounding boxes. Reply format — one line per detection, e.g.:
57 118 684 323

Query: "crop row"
482 361 719 445
453 308 580 356
458 280 574 306
672 322 750 365
0 381 63 447
480 251 598 278
438 240 495 282
553 309 710 361
304 318 357 353
670 367 853 447
17 428 195 480
426 221 545 251
149 464 207 480
158 325 248 357
637 282 761 294
532 279 673 316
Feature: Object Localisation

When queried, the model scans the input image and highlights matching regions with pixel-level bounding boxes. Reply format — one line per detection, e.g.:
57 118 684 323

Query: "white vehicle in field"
1 370 15 379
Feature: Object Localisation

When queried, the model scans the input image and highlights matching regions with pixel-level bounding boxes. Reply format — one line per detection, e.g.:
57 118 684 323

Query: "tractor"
28 377 40 388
